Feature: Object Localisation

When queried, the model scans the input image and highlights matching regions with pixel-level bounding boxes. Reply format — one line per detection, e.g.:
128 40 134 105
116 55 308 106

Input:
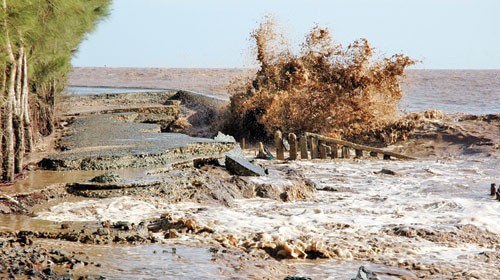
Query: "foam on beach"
37 196 158 224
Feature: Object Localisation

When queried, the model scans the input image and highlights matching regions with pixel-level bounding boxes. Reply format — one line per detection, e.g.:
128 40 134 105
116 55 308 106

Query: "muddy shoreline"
1 68 499 279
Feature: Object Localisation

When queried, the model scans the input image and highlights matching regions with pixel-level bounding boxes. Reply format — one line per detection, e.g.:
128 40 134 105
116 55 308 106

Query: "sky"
72 0 500 69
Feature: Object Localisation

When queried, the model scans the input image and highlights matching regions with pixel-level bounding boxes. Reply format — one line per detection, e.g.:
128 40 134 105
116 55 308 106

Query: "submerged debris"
225 155 267 176
374 169 397 176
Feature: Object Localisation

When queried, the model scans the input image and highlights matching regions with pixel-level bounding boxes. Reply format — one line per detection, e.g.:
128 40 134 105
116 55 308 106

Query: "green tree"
0 0 110 182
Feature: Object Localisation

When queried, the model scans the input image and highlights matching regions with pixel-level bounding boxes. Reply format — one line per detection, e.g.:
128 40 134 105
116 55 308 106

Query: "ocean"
401 70 500 115
66 69 500 116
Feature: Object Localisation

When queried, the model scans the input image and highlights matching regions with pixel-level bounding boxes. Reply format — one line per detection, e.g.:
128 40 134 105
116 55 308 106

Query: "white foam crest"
36 196 158 223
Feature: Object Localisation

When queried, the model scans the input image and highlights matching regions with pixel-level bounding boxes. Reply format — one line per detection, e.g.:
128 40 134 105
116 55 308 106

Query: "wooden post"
257 142 265 158
355 149 363 158
326 146 332 159
319 144 327 159
275 130 284 160
497 190 500 201
300 136 308 160
289 133 297 160
491 183 497 196
342 147 350 159
383 154 391 160
241 138 246 150
330 144 338 159
311 137 319 159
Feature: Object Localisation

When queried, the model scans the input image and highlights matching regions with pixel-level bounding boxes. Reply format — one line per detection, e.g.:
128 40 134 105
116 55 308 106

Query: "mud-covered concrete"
40 91 236 170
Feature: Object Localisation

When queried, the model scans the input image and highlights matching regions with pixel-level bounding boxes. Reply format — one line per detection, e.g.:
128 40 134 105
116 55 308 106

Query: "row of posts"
272 130 382 161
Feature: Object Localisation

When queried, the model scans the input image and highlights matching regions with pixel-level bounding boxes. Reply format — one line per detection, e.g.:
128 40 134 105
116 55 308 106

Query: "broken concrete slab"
225 155 266 176
68 181 160 191
39 114 236 170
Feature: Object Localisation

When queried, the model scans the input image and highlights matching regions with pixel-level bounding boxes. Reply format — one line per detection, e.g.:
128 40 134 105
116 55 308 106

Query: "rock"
423 109 444 120
351 266 381 280
163 100 181 106
18 236 33 245
61 223 71 229
113 221 131 230
90 172 121 183
95 228 110 236
71 261 85 270
255 184 281 199
225 155 266 176
374 169 397 176
167 229 179 239
42 267 54 276
0 204 12 214
214 132 236 143
193 157 221 169
101 220 112 228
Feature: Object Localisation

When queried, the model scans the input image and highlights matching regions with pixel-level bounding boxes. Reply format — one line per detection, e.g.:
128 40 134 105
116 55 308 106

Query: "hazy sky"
72 0 500 69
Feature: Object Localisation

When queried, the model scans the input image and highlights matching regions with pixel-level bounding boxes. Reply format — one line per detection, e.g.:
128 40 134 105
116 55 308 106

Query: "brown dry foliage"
223 19 416 144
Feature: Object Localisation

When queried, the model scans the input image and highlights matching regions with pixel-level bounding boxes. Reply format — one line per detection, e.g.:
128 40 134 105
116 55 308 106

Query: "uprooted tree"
1 0 110 182
223 19 416 144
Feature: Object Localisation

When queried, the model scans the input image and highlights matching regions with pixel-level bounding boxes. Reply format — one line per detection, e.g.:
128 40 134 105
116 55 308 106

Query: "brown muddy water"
32 239 239 279
401 70 500 115
3 170 103 195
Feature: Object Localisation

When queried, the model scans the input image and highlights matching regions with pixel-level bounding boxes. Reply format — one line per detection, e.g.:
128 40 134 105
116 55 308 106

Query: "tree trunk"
47 80 56 135
0 68 4 176
22 51 33 152
13 114 23 173
14 47 25 174
2 0 17 182
2 63 16 182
